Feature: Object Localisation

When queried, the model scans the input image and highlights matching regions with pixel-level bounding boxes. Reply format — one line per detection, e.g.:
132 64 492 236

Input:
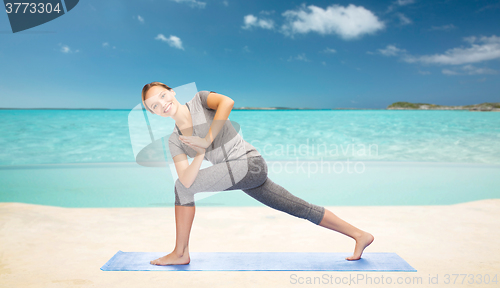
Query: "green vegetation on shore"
387 102 500 111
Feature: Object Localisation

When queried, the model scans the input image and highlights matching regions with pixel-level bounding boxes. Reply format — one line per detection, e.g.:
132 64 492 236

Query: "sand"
0 199 499 287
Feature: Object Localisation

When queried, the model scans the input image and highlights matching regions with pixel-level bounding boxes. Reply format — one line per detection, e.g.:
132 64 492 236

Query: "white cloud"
322 48 337 53
61 46 71 53
222 0 228 7
287 53 310 62
171 0 206 9
242 45 251 53
418 70 431 75
59 43 79 53
396 12 412 25
280 3 385 40
377 45 407 56
442 64 498 75
442 69 459 75
404 35 500 65
397 0 415 6
259 10 275 16
137 15 144 23
463 36 477 44
429 24 456 31
462 64 497 74
103 42 116 49
386 0 415 13
371 35 500 77
155 34 185 50
477 3 500 13
242 14 274 30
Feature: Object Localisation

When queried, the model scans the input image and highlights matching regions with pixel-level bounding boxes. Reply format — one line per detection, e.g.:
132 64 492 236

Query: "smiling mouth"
164 103 172 113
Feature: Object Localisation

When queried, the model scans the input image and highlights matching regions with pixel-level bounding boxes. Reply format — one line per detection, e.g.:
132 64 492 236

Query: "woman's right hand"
184 141 206 155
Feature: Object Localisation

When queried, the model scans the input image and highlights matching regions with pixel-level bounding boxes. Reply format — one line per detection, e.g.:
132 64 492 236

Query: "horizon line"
0 107 386 110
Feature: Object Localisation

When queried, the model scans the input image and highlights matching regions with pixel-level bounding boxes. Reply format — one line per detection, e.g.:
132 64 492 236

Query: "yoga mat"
101 251 416 272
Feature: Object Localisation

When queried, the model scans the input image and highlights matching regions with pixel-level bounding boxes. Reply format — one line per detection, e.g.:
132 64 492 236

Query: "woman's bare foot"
345 231 374 261
150 250 190 266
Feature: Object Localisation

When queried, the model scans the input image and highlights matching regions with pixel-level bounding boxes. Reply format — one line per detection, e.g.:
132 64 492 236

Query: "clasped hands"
179 135 210 155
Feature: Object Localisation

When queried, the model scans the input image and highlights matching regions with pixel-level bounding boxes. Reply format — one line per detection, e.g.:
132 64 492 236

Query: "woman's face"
144 86 176 117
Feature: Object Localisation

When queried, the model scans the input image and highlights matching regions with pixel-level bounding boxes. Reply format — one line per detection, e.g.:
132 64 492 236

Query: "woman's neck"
172 104 192 129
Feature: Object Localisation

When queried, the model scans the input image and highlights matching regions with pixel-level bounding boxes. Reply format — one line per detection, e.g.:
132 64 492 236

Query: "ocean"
1 109 499 207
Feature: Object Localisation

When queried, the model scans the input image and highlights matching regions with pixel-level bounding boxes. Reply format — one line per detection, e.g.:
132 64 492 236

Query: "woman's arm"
203 92 235 145
173 151 206 188
175 91 234 187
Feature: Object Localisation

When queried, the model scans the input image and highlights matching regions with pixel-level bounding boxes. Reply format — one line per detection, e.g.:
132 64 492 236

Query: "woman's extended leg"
239 156 374 260
318 209 374 260
150 204 194 265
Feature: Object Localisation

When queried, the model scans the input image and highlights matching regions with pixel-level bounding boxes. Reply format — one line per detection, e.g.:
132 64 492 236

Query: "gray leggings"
174 155 325 225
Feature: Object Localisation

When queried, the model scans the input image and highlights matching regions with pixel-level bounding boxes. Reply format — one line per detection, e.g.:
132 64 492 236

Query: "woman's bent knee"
174 183 195 206
247 157 268 188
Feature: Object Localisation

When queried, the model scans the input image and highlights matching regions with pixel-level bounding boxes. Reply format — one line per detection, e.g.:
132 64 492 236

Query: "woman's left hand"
179 135 211 149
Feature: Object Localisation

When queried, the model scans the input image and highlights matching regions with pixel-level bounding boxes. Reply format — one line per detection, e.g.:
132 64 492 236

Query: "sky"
0 0 499 109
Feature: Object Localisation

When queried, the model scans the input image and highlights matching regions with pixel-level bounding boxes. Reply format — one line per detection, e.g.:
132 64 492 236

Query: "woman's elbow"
223 98 235 107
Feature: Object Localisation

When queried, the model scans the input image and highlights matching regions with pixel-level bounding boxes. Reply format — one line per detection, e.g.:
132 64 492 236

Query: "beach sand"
1 199 498 287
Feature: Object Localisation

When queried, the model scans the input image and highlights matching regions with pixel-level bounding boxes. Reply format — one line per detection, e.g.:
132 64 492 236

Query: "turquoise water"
1 109 499 207
1 110 500 165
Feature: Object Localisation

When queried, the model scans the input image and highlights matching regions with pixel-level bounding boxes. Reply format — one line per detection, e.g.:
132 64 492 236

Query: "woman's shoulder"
195 90 216 111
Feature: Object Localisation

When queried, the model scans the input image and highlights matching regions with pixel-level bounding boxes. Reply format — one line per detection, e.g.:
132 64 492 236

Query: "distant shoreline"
387 101 500 111
0 107 386 110
1 101 499 111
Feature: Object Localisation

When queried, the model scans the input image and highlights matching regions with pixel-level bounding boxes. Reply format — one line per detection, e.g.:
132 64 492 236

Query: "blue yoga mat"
101 251 416 271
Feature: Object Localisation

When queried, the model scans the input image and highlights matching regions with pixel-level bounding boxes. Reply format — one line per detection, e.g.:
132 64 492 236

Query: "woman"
141 82 374 266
